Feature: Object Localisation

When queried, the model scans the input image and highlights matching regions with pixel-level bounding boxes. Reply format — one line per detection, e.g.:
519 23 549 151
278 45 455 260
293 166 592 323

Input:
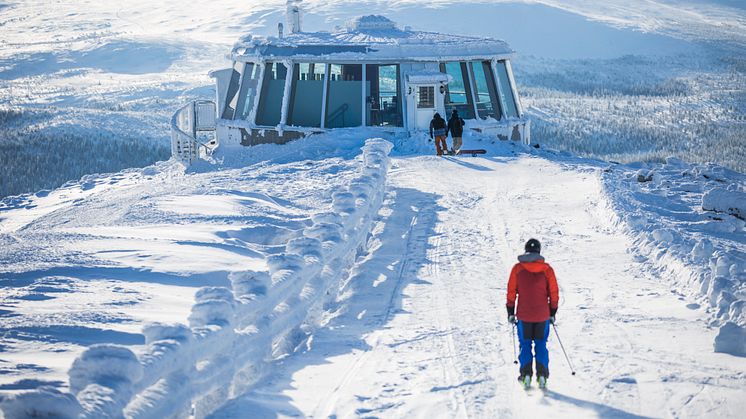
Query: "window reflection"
366 64 402 127
288 63 325 127
440 62 475 119
235 63 261 120
256 62 288 127
325 64 362 128
495 61 519 118
470 61 501 120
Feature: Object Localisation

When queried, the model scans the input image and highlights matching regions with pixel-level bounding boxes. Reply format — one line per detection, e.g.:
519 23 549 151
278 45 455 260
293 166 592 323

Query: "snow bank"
601 159 746 357
0 139 393 418
0 386 83 419
702 187 746 220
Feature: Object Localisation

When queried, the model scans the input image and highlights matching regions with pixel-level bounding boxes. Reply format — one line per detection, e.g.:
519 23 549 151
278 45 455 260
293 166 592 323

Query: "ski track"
214 152 746 418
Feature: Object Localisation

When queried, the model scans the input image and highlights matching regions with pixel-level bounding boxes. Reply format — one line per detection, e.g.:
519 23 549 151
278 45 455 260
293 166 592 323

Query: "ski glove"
508 315 516 324
550 316 556 325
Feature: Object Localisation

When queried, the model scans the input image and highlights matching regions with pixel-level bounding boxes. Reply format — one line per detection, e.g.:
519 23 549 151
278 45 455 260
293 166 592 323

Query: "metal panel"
320 63 329 128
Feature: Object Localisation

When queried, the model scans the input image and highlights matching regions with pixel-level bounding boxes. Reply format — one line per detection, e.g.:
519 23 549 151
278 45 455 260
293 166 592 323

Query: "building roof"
231 15 515 63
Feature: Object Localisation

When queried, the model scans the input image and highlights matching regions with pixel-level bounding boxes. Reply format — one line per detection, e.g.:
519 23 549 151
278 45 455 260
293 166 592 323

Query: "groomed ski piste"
1 128 745 418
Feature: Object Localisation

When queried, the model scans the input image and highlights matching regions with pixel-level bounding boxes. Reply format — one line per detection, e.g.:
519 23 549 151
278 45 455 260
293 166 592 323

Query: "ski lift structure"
171 2 530 164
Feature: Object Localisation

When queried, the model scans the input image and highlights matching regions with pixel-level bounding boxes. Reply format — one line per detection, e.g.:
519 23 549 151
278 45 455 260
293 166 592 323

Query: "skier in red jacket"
506 238 559 388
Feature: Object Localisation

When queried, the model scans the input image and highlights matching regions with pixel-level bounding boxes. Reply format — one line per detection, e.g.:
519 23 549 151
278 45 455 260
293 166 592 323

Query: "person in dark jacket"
446 109 465 155
429 113 448 156
506 238 559 388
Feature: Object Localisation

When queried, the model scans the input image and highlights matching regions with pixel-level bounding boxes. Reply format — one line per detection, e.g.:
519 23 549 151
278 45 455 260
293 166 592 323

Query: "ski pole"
511 323 518 365
552 323 576 375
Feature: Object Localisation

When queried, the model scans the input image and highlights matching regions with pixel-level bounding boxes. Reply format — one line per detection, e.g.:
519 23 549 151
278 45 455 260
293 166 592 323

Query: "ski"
453 149 486 157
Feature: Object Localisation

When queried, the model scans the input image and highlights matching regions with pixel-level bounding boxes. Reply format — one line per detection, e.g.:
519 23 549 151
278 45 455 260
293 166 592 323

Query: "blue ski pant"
517 320 550 377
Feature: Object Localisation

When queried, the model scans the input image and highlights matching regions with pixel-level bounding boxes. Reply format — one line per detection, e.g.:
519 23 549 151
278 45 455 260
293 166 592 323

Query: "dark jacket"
447 115 465 137
506 253 559 322
429 115 447 138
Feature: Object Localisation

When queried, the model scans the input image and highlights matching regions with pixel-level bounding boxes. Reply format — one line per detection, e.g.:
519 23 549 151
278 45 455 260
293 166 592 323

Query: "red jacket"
506 253 559 322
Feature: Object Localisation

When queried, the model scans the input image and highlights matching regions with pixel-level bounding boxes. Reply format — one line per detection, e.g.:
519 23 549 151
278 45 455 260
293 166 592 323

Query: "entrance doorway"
412 84 437 131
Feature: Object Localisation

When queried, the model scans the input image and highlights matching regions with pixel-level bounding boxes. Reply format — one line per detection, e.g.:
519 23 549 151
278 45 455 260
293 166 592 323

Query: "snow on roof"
232 15 514 62
406 71 453 84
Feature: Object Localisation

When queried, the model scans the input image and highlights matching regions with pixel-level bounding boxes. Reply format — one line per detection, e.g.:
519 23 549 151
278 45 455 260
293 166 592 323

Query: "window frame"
255 61 289 127
469 60 502 120
439 61 476 119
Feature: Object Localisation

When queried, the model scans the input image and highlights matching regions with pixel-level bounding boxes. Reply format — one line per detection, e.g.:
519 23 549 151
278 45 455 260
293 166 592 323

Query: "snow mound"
0 386 82 419
142 322 192 344
189 287 236 327
347 15 397 31
68 345 143 395
229 270 271 298
702 187 746 220
714 322 746 357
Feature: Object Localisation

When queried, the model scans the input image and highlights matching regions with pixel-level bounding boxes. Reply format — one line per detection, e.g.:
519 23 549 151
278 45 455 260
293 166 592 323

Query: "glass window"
256 62 288 127
222 61 246 120
440 62 475 119
470 61 501 120
325 64 362 128
495 60 519 118
417 86 434 108
234 63 261 120
365 64 402 127
288 63 325 127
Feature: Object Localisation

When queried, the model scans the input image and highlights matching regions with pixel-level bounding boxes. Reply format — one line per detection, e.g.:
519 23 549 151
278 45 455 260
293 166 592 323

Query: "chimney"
287 0 302 33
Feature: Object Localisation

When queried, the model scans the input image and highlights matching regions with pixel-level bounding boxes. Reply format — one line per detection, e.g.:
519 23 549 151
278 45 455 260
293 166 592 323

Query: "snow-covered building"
171 7 529 164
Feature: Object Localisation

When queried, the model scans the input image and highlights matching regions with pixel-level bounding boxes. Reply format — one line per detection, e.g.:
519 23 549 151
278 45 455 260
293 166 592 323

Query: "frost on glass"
256 62 288 127
221 62 246 120
288 63 325 127
325 64 362 128
234 63 261 121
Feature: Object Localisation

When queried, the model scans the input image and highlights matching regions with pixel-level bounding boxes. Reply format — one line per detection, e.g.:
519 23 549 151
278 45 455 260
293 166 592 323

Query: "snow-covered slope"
1 0 745 417
0 132 394 415
208 137 746 418
1 131 745 417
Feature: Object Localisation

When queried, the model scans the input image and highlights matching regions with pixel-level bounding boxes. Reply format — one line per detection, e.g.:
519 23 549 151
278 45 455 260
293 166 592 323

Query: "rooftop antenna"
287 0 302 34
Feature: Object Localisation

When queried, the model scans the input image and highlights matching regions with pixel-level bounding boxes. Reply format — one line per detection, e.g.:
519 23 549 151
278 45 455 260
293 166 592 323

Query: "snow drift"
0 138 393 418
601 158 746 357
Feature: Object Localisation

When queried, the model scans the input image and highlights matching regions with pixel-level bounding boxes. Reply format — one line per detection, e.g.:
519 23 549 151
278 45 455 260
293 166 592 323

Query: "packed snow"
2 129 745 417
1 0 746 418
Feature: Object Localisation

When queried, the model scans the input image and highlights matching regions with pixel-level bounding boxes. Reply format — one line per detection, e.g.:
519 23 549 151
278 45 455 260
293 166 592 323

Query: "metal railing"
325 103 349 128
171 100 216 165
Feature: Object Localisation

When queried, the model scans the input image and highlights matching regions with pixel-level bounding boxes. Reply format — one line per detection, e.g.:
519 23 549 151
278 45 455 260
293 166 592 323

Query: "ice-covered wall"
0 139 394 419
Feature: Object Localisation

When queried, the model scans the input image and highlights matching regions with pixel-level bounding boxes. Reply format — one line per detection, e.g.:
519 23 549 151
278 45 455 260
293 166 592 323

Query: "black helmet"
525 238 541 254
451 109 458 115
